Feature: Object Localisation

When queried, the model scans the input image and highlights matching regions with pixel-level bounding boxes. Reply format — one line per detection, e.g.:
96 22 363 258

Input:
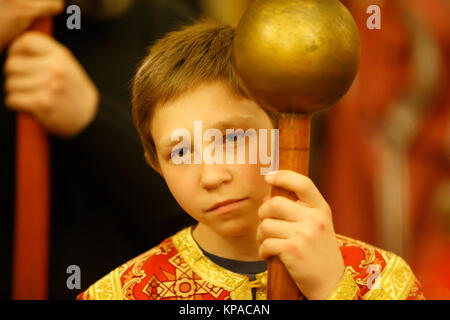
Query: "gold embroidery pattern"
140 252 225 299
255 273 268 300
408 280 426 300
83 241 174 300
363 254 415 300
327 267 360 300
172 227 256 300
84 230 419 301
337 234 381 255
358 247 377 270
355 264 383 287
122 241 175 299
85 268 123 300
336 235 391 290
337 234 379 269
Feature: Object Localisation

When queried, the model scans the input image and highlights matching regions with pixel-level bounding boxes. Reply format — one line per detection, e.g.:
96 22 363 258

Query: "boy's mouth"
206 197 248 212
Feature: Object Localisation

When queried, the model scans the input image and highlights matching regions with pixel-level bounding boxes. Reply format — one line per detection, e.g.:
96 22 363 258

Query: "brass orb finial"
233 0 361 114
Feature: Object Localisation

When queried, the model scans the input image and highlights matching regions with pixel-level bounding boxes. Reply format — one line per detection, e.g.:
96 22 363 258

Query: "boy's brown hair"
131 21 251 169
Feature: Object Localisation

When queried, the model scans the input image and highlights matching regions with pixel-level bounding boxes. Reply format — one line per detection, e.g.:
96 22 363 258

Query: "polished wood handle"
12 18 52 300
267 114 311 300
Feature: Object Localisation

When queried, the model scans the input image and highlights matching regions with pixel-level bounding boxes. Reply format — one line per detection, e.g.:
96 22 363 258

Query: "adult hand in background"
0 0 64 52
4 32 99 137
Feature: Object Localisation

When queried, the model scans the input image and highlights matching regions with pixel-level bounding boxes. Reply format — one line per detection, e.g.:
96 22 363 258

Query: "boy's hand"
4 31 99 137
0 0 64 52
257 170 345 300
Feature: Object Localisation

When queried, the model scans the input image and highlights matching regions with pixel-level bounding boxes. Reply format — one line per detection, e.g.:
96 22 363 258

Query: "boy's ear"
144 151 162 176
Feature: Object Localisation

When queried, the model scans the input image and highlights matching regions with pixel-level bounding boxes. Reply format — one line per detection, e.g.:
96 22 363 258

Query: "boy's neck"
192 223 263 262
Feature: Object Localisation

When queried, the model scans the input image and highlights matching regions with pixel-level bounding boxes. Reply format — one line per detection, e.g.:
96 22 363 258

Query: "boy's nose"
199 163 232 190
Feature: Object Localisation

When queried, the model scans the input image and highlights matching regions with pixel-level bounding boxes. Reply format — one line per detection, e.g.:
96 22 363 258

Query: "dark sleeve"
59 92 145 184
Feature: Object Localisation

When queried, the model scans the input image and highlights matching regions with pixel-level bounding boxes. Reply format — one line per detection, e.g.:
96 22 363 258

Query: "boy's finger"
258 196 302 222
264 170 326 208
256 218 292 243
258 238 285 260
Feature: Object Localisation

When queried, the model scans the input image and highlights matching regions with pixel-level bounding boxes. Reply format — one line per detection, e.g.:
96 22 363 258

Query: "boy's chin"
212 220 257 238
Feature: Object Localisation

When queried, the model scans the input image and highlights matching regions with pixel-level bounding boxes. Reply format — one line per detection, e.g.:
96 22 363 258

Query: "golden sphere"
233 0 361 114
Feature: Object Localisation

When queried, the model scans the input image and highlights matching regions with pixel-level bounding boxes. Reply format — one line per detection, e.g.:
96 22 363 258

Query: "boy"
77 22 424 300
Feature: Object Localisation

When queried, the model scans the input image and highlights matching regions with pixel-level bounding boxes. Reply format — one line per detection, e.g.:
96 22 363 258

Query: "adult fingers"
24 0 65 19
4 74 44 92
4 55 44 75
8 31 57 56
5 90 50 114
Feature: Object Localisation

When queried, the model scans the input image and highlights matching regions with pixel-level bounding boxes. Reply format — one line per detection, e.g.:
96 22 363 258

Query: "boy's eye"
225 134 237 142
224 132 245 143
171 147 190 159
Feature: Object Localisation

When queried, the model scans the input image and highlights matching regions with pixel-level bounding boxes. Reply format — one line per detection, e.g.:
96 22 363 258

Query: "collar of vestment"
172 226 268 300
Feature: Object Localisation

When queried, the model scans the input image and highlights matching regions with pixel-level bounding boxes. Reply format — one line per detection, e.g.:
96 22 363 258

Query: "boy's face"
150 81 274 238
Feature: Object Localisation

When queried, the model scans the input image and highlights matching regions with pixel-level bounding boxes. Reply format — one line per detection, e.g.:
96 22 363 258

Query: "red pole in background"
12 18 52 300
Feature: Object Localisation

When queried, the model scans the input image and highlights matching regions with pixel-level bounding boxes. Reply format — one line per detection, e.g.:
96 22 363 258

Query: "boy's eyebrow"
211 115 255 131
158 115 256 151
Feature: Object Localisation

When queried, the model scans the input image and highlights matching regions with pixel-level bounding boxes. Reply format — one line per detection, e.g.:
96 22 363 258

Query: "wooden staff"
12 18 52 300
233 0 360 299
